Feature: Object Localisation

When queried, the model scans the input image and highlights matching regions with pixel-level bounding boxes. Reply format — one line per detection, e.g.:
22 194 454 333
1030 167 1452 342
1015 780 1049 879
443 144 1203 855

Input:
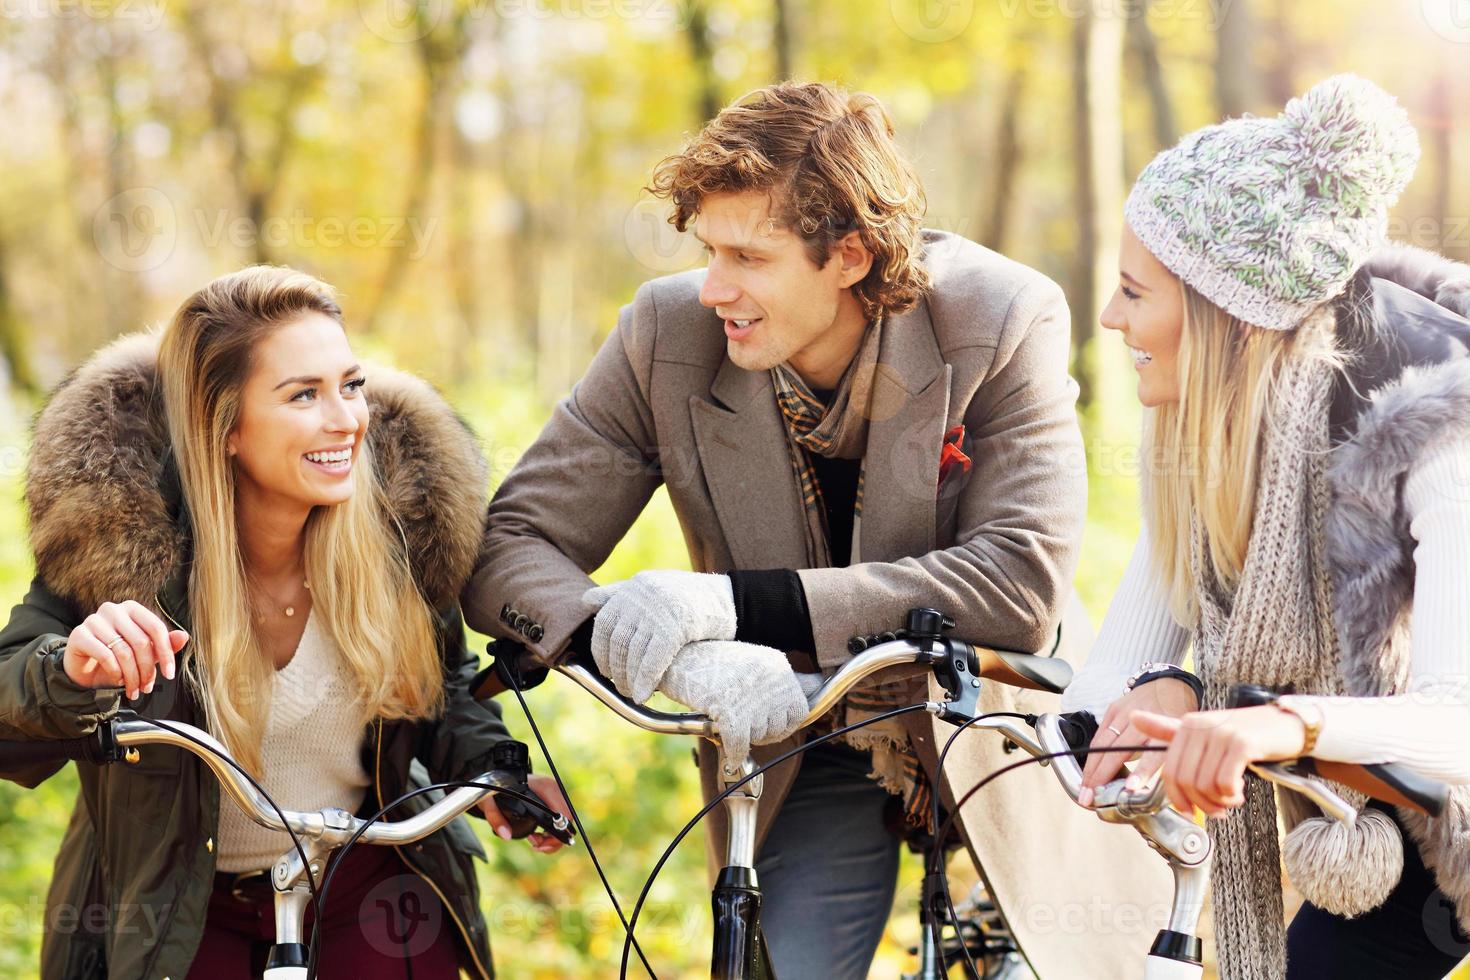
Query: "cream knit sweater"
215 611 372 873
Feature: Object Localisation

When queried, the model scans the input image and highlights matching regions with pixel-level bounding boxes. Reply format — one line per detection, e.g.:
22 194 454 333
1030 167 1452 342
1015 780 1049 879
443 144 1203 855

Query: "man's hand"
584 570 737 703
659 639 812 765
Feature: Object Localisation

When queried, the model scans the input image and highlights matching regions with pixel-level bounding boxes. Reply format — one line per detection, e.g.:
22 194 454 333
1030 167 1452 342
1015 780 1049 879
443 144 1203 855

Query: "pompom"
1282 74 1420 217
1282 807 1404 917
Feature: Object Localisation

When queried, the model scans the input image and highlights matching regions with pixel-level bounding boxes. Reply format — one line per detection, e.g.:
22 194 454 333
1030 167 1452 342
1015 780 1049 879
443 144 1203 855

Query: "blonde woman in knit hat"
1062 75 1470 978
0 266 570 980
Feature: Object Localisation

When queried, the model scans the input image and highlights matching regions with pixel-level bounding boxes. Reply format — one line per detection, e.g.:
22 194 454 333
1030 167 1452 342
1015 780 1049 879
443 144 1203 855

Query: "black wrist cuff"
726 569 818 673
1132 666 1204 706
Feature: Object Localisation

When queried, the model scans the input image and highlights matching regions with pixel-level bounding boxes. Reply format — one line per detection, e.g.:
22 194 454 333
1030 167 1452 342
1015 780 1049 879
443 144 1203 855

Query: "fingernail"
497 826 511 841
165 663 175 680
144 679 154 695
1124 776 1138 792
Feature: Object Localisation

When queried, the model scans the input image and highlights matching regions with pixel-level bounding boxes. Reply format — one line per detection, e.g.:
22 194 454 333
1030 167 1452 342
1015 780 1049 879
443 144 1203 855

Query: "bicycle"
0 713 573 980
476 607 1451 980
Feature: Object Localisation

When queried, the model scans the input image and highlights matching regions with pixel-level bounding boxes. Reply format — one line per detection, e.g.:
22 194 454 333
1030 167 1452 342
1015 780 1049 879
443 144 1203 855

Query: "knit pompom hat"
1124 74 1421 330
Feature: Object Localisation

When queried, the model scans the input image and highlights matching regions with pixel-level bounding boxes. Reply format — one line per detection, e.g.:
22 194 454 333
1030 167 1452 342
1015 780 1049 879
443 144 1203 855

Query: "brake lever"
1249 762 1357 824
492 783 576 845
480 741 575 845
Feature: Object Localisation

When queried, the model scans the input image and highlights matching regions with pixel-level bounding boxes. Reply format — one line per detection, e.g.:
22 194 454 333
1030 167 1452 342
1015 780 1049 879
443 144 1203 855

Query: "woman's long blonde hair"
157 266 444 776
1143 283 1343 626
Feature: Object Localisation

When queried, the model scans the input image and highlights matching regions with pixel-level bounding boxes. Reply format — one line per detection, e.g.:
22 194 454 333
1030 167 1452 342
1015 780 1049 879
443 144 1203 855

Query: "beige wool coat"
465 231 1173 977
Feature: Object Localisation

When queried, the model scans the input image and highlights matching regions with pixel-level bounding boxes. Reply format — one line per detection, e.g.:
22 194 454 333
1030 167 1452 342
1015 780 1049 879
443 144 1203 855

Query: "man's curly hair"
647 82 931 321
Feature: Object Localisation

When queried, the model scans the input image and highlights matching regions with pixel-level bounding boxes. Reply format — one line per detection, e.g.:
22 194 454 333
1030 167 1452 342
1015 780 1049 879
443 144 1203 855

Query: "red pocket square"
938 424 971 489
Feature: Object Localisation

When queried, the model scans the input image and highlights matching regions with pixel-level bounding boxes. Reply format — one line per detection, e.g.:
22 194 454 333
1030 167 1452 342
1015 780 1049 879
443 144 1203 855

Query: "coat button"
500 604 515 624
848 636 868 655
527 624 544 642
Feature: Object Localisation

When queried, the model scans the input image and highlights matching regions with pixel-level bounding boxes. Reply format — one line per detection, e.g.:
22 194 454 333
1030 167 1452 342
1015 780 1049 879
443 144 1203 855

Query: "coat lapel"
690 359 811 570
858 301 950 563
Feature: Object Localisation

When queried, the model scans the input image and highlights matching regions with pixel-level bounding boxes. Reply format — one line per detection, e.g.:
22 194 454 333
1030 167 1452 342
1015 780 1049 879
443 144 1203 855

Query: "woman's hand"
1129 706 1310 819
63 601 189 700
1077 677 1198 806
478 774 573 855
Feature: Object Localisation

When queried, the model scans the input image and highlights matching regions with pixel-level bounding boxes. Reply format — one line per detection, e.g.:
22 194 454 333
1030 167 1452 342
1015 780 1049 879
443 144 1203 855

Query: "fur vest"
1316 244 1470 928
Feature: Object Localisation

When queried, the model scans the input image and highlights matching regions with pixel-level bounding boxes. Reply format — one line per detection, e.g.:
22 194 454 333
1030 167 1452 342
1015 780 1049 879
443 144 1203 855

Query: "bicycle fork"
711 757 775 980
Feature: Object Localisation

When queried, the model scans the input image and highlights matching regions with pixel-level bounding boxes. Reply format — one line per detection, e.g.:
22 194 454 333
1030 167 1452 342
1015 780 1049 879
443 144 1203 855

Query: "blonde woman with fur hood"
0 266 567 980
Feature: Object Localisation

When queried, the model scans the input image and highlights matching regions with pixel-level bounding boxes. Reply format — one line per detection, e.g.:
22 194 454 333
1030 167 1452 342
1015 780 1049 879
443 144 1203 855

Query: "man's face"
694 191 851 375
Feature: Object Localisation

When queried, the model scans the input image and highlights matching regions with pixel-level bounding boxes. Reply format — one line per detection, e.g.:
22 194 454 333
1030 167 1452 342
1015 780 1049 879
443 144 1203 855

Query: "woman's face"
1100 224 1184 407
227 312 369 511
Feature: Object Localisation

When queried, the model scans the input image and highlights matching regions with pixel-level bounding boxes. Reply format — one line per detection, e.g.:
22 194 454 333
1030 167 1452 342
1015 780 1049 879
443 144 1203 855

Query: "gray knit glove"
658 639 813 764
584 570 737 704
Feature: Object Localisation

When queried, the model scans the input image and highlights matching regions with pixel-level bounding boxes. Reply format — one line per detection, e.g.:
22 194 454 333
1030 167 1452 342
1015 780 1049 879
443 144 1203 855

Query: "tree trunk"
1428 63 1453 255
1126 0 1176 151
981 66 1025 253
0 234 36 396
772 0 793 81
1215 0 1258 117
686 0 722 123
1263 0 1295 107
1070 0 1125 410
180 2 317 267
361 11 465 334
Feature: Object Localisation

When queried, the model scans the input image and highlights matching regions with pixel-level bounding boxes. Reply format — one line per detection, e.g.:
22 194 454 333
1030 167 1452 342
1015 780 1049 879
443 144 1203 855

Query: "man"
465 82 1165 977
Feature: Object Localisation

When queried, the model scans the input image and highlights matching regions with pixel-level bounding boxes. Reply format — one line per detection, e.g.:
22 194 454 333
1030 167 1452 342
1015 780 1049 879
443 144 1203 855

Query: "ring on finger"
1106 724 1123 736
105 635 129 651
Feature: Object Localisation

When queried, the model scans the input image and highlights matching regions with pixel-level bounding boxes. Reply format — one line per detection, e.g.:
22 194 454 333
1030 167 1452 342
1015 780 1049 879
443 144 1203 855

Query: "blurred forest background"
1 0 1469 976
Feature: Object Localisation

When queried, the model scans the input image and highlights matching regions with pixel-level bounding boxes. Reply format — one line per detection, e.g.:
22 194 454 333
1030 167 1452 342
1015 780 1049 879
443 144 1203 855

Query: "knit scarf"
769 319 934 829
1185 310 1347 979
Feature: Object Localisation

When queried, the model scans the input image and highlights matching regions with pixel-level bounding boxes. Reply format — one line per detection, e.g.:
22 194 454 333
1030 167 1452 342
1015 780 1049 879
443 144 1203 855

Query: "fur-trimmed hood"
24 331 489 615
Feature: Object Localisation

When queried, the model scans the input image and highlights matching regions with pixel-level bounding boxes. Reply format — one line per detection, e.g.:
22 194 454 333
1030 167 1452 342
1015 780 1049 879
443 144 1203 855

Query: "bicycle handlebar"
0 713 574 845
474 627 1073 743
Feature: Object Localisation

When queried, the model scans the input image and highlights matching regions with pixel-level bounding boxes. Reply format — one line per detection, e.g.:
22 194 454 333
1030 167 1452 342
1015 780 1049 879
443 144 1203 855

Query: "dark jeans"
187 844 462 979
1286 805 1469 979
755 740 901 980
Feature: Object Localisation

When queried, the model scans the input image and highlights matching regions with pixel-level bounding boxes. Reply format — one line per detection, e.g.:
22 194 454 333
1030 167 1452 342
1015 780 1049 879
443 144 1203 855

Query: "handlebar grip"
974 647 1073 694
1227 684 1449 817
0 731 113 769
1294 758 1449 818
473 639 551 700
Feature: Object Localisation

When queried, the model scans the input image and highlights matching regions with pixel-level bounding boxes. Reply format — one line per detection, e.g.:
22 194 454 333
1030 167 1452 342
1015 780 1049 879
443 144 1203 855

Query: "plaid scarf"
768 318 934 829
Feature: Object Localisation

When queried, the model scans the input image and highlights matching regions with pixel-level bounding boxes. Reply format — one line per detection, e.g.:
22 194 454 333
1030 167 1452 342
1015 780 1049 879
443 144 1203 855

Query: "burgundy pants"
186 845 462 979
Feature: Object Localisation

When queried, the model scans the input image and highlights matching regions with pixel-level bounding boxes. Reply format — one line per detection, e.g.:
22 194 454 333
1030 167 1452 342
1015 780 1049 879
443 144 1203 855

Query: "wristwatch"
1124 662 1205 706
1274 695 1324 756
